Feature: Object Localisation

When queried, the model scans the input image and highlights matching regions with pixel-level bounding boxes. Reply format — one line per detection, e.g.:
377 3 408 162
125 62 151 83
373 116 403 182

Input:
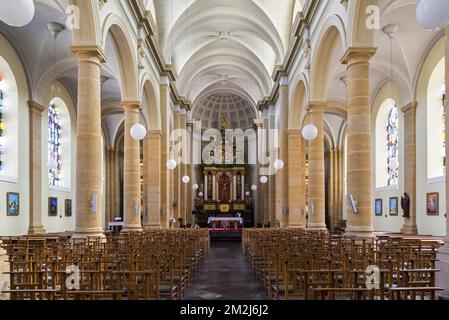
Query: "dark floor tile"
183 243 268 300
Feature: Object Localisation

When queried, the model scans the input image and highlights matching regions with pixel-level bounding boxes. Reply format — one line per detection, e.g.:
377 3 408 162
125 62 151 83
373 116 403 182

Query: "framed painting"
375 199 383 216
6 192 19 216
426 192 439 216
65 199 72 217
389 197 399 216
48 197 58 217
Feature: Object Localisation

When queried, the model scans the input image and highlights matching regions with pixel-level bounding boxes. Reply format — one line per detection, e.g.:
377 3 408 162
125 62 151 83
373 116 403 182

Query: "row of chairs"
243 229 444 300
0 229 210 300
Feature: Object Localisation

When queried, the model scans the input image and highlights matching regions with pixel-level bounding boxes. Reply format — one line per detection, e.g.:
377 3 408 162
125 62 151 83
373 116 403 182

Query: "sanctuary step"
209 229 243 242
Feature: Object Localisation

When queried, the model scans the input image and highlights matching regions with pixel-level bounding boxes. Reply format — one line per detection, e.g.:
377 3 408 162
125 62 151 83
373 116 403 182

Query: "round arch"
101 14 139 101
311 19 346 101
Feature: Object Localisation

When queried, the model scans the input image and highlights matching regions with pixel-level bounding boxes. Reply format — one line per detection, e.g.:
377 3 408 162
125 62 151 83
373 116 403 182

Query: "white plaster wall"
416 37 446 236
0 33 30 236
41 81 76 233
372 81 405 233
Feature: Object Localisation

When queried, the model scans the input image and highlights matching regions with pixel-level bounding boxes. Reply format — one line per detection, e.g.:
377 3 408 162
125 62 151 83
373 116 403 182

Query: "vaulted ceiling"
151 0 300 106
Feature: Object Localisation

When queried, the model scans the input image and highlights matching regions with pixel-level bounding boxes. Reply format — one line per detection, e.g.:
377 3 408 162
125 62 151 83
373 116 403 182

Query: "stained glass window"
48 103 61 186
386 104 399 186
0 88 4 172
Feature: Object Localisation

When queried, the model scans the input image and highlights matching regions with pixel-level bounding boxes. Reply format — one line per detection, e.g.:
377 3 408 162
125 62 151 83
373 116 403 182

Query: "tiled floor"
183 242 268 300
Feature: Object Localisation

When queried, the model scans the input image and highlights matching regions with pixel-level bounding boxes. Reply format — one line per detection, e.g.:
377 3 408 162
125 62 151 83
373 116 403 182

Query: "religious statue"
401 192 410 218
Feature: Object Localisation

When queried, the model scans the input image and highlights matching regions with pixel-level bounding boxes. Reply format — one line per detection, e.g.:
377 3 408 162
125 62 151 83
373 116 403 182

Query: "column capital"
71 45 107 63
28 100 46 114
122 101 142 111
401 101 417 115
307 101 327 112
254 118 264 128
340 47 377 65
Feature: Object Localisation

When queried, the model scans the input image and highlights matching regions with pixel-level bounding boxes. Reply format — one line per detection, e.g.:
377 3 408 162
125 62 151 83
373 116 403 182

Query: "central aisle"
183 242 268 300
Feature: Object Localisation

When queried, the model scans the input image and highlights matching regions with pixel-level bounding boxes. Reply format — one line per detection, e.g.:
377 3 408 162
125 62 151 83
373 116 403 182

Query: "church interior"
0 0 449 302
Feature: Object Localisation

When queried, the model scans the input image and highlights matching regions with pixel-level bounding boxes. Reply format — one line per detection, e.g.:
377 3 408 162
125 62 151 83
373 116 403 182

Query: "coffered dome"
193 92 256 130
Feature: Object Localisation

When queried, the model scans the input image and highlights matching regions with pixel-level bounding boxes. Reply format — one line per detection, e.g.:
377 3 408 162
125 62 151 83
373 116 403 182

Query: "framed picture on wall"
426 192 439 216
6 192 20 216
389 197 399 216
65 199 72 217
375 199 383 216
48 197 58 217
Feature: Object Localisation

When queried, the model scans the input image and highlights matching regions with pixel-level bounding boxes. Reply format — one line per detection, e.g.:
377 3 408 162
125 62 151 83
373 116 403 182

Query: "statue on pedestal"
401 192 410 218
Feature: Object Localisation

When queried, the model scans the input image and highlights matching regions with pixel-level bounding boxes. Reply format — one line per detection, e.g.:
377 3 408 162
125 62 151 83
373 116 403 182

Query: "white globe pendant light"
0 0 35 27
274 159 285 170
198 192 204 198
416 0 449 31
130 124 147 141
182 175 190 184
193 183 199 190
302 124 318 141
260 176 268 184
251 184 258 191
389 158 399 171
167 159 177 170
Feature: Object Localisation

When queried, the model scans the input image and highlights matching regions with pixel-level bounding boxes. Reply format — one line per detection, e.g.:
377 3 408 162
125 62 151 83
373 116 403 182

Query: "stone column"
173 111 181 220
204 174 208 201
232 175 237 201
254 118 264 226
341 47 376 238
437 25 449 299
307 102 327 231
241 175 245 201
276 79 289 228
28 101 47 235
401 102 418 235
121 102 143 233
114 149 121 219
179 114 187 225
160 79 170 228
145 130 162 229
268 109 277 226
71 46 106 239
105 148 112 227
212 174 217 201
287 129 305 228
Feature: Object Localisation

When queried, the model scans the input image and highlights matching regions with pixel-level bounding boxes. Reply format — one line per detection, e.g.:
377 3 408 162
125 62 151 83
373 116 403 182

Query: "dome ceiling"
193 92 256 130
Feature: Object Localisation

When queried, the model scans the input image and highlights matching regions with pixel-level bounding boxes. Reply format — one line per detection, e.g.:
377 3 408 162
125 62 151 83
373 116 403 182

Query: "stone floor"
183 242 268 300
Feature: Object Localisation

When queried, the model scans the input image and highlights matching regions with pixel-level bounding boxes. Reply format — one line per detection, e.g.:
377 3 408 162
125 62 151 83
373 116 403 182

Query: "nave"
0 229 445 301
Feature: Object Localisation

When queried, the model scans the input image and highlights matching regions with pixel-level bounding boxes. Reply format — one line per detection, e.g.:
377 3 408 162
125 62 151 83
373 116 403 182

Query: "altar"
207 217 243 230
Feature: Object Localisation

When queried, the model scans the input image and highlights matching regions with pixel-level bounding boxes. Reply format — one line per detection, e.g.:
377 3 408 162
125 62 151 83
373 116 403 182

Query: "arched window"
387 105 399 186
376 98 398 188
0 55 19 181
427 58 445 179
46 96 71 189
48 103 61 186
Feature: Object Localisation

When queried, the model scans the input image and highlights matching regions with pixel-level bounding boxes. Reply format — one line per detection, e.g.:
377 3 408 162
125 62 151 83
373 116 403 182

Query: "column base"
307 224 328 231
121 225 144 233
436 239 449 299
287 224 305 229
144 224 163 230
71 228 105 240
27 225 47 236
345 227 376 238
401 224 418 235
